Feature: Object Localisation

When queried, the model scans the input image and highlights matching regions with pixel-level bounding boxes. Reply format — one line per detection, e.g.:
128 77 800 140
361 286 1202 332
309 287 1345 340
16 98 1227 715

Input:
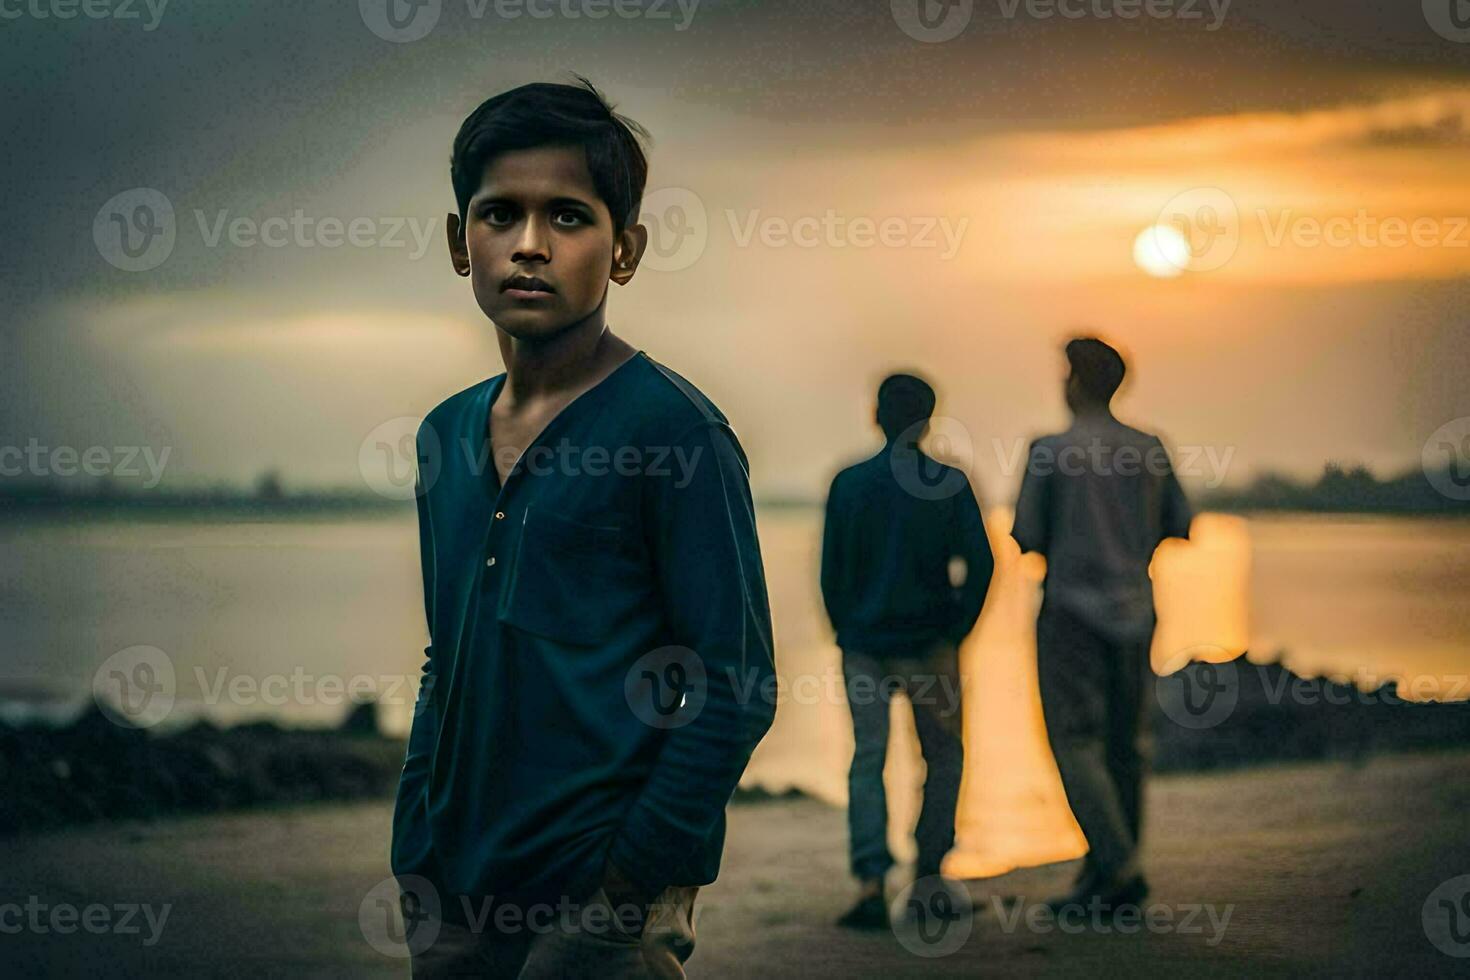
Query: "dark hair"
877 373 936 440
450 75 650 231
1065 337 1127 403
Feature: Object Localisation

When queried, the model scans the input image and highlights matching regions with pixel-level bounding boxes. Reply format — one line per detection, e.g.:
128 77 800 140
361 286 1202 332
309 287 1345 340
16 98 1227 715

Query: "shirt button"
486 557 496 567
495 512 505 520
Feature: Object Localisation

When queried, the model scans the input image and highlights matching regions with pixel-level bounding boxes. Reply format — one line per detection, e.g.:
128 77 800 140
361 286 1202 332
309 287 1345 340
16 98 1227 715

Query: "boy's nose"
511 215 551 263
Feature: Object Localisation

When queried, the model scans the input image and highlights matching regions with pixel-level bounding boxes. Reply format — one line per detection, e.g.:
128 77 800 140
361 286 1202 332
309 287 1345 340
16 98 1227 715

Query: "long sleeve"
400 471 438 783
947 477 994 644
607 419 778 898
819 475 850 634
1011 439 1053 556
1156 437 1195 542
390 428 440 876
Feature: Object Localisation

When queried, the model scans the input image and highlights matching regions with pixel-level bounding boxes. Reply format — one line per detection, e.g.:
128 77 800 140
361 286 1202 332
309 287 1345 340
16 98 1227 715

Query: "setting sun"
1133 223 1191 278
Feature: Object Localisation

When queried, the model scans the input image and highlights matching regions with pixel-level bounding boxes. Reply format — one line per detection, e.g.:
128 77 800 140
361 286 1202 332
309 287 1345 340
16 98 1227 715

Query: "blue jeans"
841 638 964 882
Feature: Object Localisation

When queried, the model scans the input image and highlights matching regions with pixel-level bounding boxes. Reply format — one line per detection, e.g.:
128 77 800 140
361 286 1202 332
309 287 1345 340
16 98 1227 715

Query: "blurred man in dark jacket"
821 372 994 929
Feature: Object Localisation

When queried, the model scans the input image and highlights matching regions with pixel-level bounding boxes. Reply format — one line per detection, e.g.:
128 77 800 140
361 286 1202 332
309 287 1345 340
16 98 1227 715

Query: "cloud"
1012 90 1470 161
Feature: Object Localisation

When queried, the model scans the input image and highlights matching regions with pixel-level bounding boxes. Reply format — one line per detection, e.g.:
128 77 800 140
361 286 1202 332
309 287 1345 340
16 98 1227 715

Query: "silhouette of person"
821 373 994 929
1011 337 1193 912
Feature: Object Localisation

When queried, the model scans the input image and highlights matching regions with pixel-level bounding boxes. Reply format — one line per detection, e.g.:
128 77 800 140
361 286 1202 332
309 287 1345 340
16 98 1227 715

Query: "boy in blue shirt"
390 77 776 978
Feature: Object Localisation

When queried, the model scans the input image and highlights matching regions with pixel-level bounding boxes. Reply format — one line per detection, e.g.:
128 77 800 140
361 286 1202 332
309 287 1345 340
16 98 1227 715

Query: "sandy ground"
4 750 1469 978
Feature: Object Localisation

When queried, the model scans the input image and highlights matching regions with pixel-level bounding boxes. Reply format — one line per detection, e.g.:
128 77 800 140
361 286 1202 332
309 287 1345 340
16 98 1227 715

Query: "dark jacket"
820 442 994 654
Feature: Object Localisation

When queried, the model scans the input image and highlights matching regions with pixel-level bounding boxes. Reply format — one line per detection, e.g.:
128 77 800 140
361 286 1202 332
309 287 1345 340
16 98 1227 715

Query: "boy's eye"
483 204 515 226
552 209 590 228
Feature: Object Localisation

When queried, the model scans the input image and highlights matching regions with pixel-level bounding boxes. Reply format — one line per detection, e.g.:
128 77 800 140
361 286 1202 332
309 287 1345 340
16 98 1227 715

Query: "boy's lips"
502 275 556 298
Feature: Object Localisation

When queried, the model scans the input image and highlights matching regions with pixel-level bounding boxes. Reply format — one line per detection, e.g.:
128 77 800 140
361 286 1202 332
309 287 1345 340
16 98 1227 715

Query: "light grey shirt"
1011 415 1194 642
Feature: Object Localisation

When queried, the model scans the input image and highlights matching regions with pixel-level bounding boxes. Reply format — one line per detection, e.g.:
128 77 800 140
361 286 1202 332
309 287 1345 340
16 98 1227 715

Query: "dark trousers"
1035 599 1153 883
841 638 964 881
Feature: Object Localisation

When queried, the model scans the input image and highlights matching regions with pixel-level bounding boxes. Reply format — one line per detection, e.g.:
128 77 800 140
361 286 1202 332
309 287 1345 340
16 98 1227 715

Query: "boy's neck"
496 309 633 402
1070 402 1116 423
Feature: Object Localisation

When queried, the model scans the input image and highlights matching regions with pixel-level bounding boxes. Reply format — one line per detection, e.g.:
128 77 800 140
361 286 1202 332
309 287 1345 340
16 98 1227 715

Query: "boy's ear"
609 222 649 286
446 212 471 277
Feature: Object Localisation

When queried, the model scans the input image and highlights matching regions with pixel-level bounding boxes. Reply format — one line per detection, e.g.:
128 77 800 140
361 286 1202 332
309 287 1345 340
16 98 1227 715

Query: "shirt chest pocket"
497 505 648 647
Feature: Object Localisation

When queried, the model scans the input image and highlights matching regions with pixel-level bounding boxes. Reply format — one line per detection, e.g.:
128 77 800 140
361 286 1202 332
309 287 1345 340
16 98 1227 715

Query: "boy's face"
447 143 647 340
